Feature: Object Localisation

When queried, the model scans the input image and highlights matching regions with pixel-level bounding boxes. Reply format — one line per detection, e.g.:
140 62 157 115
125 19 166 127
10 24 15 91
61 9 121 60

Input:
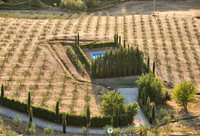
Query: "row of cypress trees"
91 46 144 78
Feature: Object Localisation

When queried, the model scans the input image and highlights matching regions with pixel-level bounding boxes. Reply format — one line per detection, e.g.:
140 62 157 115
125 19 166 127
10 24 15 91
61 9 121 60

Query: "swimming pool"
91 52 104 59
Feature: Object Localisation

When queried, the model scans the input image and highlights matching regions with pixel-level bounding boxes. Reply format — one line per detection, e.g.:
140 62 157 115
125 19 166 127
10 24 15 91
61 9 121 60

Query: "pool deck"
82 47 115 62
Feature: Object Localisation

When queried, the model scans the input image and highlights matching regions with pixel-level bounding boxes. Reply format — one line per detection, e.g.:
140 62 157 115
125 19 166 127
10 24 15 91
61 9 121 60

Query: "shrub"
173 81 197 111
44 126 54 135
13 114 21 126
29 0 43 8
162 115 171 124
100 90 126 116
3 126 17 136
126 102 139 119
25 122 36 135
159 108 167 117
85 0 98 8
60 0 87 11
82 127 88 136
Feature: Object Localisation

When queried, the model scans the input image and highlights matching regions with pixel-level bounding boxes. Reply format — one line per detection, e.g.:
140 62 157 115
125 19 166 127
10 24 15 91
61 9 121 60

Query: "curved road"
0 87 149 134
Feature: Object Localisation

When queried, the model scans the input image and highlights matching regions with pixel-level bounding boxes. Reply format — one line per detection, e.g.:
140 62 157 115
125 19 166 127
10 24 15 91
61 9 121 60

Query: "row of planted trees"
73 33 154 79
91 46 145 78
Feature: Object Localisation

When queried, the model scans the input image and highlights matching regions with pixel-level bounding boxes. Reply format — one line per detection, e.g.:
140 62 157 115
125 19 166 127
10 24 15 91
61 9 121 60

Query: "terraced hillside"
0 12 199 116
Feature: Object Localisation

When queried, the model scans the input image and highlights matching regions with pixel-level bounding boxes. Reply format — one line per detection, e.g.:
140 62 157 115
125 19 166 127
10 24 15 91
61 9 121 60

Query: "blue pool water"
91 52 104 59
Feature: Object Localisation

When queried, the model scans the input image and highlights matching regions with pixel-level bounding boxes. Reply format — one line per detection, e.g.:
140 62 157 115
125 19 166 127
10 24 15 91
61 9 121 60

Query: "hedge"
119 114 133 126
65 113 87 126
0 96 134 127
0 97 27 112
0 97 87 126
75 45 91 70
80 41 118 49
90 114 133 127
90 115 112 127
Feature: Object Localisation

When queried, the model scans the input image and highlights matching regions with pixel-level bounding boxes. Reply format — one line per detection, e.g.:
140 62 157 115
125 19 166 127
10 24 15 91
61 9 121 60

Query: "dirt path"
102 0 200 15
1 0 199 16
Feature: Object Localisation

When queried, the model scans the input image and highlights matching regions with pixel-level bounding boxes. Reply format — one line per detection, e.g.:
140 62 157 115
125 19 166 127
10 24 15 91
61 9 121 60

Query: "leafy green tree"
173 81 197 111
1 84 4 97
136 72 165 104
100 90 126 116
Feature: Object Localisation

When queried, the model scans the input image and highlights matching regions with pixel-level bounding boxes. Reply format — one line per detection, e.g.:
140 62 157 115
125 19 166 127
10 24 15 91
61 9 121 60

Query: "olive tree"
173 81 197 111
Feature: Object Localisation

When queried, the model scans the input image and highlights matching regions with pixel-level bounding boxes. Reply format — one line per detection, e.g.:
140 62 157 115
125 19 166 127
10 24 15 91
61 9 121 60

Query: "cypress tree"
98 53 102 78
128 53 133 75
104 50 108 77
116 34 118 45
124 39 126 48
147 56 150 68
151 103 156 122
93 59 97 78
153 61 156 74
62 115 66 134
27 92 31 113
1 84 4 97
86 105 90 125
146 97 150 112
75 36 77 47
56 101 59 116
142 88 146 105
29 107 33 123
113 107 119 127
119 36 121 45
137 56 143 75
77 33 79 46
133 54 137 75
